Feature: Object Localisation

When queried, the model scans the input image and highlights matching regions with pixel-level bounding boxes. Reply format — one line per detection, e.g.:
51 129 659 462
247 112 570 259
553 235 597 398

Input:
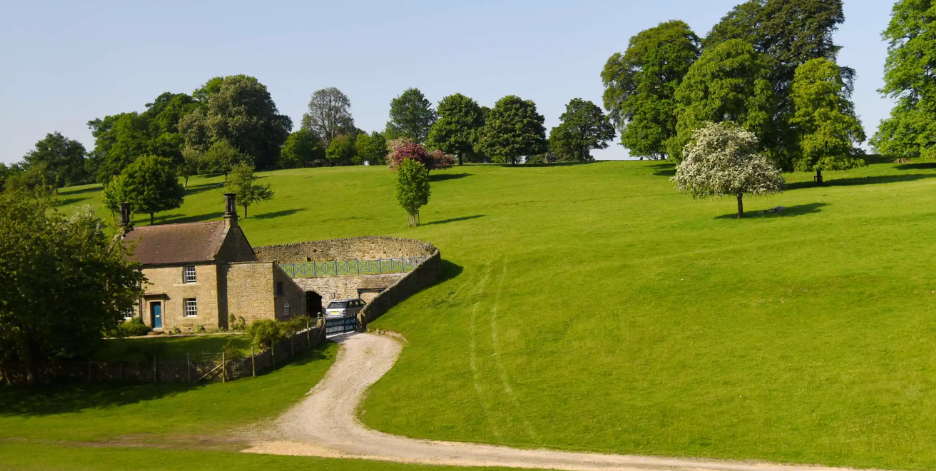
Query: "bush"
221 339 245 361
247 319 282 350
114 317 151 337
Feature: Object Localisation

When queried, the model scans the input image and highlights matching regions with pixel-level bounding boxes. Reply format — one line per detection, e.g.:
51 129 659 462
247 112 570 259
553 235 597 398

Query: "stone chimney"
119 202 133 235
223 193 238 228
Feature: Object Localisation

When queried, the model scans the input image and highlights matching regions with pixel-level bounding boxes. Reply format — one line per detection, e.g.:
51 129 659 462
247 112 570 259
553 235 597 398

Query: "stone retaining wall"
357 249 443 329
295 274 406 308
254 236 437 263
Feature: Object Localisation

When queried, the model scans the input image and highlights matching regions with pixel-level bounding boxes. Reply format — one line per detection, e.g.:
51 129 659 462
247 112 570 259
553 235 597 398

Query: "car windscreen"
327 301 348 309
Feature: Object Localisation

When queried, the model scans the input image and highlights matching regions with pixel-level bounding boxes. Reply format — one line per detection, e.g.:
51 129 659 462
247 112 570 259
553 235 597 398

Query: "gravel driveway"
243 333 879 471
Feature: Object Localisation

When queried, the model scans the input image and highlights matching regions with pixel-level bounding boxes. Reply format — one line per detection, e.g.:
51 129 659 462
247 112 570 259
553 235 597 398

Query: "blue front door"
151 302 162 329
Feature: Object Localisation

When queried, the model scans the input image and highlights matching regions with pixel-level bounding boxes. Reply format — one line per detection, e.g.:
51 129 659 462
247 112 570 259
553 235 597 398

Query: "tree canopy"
179 75 292 170
225 162 274 218
671 39 775 162
103 155 185 225
871 0 936 159
325 135 357 166
549 99 615 162
280 129 325 168
475 95 547 165
427 93 485 165
387 88 437 143
791 58 865 179
602 20 701 159
355 131 389 166
302 87 356 147
704 0 850 168
0 194 144 383
22 132 89 186
673 122 784 218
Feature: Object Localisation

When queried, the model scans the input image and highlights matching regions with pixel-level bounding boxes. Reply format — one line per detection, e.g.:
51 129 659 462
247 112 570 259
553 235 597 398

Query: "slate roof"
123 221 228 266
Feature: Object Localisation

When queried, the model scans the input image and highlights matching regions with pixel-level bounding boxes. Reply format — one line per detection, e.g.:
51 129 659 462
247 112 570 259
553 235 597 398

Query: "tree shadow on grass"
156 212 225 224
60 186 102 196
423 215 485 226
714 202 828 220
185 182 224 196
252 208 306 220
0 344 330 417
57 196 91 207
786 174 936 190
896 162 936 171
429 173 470 182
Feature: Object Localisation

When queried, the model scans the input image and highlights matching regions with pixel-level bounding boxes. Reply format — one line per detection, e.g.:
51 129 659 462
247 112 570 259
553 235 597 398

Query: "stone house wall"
225 262 275 325
216 226 259 263
254 236 436 263
139 264 222 331
272 264 306 321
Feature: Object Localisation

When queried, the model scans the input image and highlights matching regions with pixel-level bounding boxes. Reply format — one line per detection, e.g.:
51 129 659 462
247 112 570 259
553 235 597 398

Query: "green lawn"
39 160 936 470
93 333 253 362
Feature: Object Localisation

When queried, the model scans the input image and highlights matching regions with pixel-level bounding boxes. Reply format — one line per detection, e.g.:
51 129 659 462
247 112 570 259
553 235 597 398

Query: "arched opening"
306 291 323 316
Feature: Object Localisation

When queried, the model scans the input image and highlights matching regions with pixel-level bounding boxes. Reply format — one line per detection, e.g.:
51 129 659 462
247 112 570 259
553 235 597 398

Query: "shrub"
113 317 151 337
221 339 245 361
247 319 282 350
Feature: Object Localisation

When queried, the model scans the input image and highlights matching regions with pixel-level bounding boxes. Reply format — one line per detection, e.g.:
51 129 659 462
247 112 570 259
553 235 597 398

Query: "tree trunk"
816 168 824 185
243 204 248 218
458 154 463 166
150 213 155 225
184 176 189 188
737 194 744 219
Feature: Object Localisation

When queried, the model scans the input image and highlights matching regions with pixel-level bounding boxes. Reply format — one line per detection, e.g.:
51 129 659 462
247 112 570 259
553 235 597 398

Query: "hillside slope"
59 160 936 470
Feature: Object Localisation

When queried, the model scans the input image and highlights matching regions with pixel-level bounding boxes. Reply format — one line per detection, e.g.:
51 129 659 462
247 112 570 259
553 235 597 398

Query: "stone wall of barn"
294 274 406 309
253 236 437 263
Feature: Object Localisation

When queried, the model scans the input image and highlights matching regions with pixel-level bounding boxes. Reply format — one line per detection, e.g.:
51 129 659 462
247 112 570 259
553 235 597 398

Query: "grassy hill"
50 159 936 470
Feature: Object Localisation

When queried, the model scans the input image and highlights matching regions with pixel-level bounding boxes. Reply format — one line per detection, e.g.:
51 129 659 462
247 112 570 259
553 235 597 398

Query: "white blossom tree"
672 122 785 218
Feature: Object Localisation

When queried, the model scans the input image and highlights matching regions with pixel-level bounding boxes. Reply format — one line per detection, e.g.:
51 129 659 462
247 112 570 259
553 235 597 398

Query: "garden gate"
325 316 358 335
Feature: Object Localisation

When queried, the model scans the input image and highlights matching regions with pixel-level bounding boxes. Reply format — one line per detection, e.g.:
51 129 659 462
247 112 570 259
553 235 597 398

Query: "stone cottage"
120 195 306 332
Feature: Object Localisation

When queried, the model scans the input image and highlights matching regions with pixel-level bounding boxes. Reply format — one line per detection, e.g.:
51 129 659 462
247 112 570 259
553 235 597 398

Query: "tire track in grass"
489 257 539 443
468 263 502 440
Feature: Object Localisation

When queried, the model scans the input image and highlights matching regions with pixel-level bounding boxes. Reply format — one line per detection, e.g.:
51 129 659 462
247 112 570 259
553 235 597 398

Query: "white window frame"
123 307 135 320
283 301 290 317
183 266 197 284
184 298 198 317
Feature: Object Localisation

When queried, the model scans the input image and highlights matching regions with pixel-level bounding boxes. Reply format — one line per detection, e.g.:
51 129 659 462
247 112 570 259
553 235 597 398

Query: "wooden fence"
1 325 326 386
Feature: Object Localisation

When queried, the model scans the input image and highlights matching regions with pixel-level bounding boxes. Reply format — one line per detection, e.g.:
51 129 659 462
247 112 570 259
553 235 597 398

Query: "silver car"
325 298 365 317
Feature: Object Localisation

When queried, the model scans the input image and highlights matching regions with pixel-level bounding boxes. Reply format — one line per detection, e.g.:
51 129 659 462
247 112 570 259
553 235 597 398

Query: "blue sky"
0 0 894 164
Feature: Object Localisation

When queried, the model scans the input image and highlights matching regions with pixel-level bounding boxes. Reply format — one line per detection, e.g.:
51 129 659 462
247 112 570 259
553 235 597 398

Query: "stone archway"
306 291 323 316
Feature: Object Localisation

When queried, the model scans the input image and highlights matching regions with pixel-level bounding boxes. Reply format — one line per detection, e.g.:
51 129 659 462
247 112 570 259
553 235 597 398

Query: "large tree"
602 20 701 159
549 99 615 162
22 132 89 186
704 0 850 169
280 129 325 168
387 88 437 143
670 39 775 162
325 135 357 166
302 87 355 147
791 58 866 183
673 122 785 219
0 194 144 384
475 95 547 165
103 155 185 225
427 93 485 165
179 75 292 170
871 0 936 159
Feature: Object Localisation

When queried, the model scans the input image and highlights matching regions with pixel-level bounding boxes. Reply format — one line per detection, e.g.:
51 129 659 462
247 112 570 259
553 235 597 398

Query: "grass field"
33 159 936 470
93 333 254 362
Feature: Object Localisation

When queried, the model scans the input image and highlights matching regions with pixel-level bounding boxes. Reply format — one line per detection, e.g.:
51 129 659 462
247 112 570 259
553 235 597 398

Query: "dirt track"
243 333 880 471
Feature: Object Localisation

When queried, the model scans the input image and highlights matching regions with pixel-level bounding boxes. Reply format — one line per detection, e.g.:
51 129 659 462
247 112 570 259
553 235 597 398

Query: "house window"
283 302 290 317
123 307 135 320
184 298 198 317
276 281 284 296
183 266 197 284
